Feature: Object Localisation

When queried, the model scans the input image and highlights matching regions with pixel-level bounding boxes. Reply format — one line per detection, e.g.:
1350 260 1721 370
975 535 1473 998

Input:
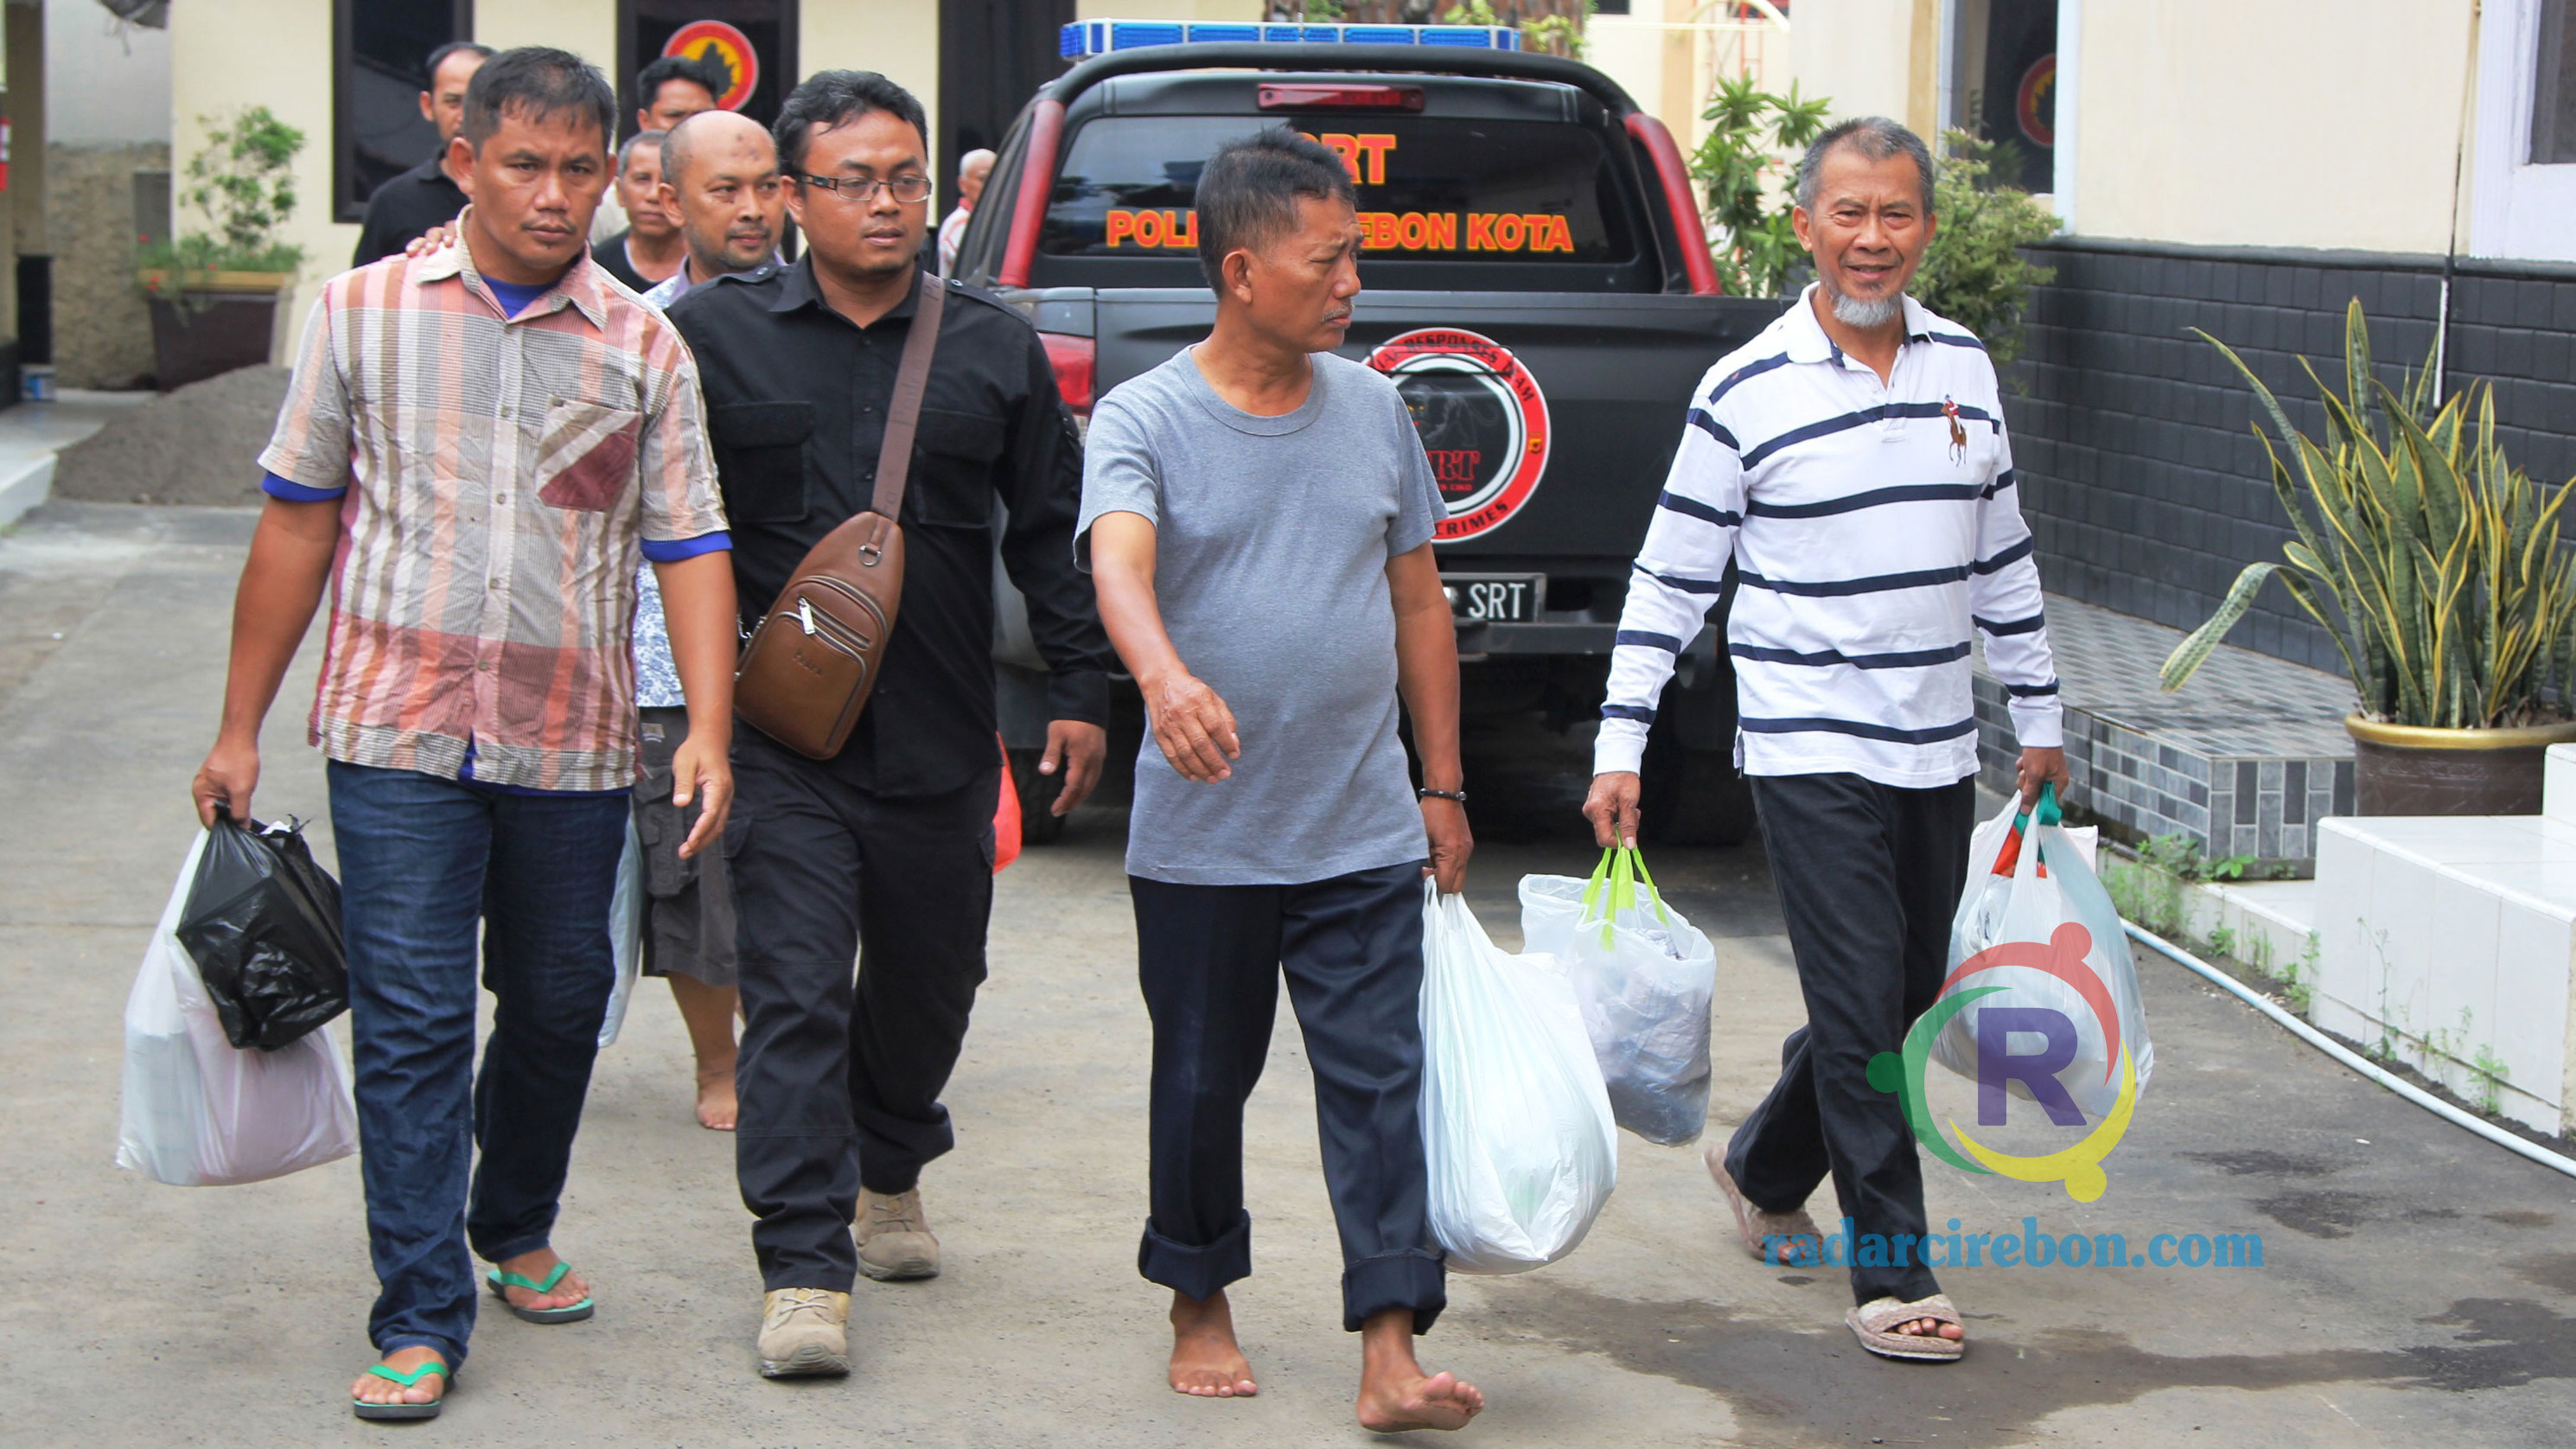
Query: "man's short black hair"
637 54 726 112
462 48 617 152
424 41 494 82
772 70 928 176
1193 127 1356 292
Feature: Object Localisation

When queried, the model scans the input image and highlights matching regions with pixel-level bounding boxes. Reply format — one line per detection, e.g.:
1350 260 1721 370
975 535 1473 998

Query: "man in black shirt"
350 42 492 268
590 129 683 294
666 71 1112 1381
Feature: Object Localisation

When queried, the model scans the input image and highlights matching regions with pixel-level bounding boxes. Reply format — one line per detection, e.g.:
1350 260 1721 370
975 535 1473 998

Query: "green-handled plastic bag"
1519 848 1718 1145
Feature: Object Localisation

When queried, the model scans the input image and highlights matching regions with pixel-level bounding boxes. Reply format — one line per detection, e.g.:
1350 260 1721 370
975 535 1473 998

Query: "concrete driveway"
1 501 2571 1448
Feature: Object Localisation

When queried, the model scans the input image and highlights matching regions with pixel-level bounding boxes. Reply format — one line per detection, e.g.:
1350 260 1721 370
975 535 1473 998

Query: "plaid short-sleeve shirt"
258 226 728 792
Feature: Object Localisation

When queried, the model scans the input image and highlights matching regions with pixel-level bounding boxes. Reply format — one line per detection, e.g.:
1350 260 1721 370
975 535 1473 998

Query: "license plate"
1444 574 1544 624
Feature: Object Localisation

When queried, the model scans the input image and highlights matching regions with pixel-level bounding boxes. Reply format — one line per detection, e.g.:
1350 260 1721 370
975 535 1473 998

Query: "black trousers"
730 730 998 1293
1130 860 1447 1334
1725 772 1974 1307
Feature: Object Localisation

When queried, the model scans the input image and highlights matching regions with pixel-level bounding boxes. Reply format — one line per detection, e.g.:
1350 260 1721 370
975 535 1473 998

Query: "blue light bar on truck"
1060 19 1522 60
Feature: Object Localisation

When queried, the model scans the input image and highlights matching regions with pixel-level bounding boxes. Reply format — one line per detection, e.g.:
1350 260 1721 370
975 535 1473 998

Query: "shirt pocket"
711 401 817 524
906 406 1004 529
535 399 646 513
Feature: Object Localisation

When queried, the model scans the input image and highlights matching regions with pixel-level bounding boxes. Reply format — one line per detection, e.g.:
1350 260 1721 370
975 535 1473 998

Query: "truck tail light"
1257 82 1425 112
1041 331 1096 414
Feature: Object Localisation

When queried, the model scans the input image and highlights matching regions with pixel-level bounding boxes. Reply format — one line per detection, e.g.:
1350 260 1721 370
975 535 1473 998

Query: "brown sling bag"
732 273 945 760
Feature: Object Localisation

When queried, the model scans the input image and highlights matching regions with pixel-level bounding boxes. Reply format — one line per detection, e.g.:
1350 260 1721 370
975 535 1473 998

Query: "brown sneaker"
756 1288 851 1378
856 1187 940 1281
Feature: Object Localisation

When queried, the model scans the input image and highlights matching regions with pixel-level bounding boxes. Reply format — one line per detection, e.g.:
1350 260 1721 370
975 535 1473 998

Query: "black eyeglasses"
795 173 934 205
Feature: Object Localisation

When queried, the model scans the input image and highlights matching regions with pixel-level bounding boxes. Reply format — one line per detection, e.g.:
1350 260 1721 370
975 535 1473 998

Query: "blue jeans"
328 761 628 1368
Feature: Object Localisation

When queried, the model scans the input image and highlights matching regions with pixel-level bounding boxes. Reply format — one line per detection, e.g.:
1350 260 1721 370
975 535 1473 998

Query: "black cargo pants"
729 729 998 1293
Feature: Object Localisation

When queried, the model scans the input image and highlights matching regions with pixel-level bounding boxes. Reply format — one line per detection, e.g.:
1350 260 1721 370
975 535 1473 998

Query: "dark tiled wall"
2004 239 2576 674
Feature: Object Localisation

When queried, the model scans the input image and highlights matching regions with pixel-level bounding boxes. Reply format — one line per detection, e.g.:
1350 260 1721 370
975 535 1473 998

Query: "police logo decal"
1365 328 1551 542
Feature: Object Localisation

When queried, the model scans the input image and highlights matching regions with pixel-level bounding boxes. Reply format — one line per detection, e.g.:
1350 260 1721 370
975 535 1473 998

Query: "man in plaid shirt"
189 48 736 1420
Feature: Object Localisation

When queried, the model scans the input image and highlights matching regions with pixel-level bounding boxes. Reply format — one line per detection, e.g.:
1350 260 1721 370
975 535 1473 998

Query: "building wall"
2007 238 2576 675
1785 0 1917 134
48 142 167 389
2067 0 2476 251
174 0 971 364
804 1 942 152
169 0 339 365
48 3 170 145
48 3 174 390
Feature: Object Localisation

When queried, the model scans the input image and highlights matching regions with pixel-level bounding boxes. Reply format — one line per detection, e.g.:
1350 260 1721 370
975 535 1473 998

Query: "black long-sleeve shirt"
351 156 468 269
666 259 1114 797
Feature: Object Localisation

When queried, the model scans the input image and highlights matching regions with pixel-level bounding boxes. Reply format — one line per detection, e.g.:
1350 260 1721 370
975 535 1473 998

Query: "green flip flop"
485 1261 596 1324
351 1356 451 1421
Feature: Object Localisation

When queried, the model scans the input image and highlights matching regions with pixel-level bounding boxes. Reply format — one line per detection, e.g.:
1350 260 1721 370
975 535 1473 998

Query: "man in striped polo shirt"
1584 117 2067 1363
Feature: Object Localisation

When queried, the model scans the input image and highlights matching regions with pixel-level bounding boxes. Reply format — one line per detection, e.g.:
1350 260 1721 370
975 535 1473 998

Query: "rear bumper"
1455 618 1716 662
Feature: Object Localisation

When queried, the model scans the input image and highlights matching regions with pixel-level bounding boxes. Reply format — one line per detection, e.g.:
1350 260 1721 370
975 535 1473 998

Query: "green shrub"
140 106 307 278
1688 74 1830 300
1910 130 2060 367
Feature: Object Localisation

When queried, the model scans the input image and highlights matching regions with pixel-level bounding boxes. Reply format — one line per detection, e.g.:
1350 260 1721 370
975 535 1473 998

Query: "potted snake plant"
2160 301 2576 814
137 107 307 390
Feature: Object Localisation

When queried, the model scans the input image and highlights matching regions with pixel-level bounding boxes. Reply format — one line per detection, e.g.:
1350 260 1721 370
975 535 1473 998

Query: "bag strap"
867 271 946 520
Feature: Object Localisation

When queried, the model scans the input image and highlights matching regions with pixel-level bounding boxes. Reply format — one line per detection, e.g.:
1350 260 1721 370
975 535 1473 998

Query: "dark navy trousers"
1130 859 1447 1333
328 760 628 1369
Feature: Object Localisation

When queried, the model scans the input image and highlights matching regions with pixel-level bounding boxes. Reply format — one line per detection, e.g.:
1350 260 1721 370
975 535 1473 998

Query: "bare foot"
493 1247 590 1312
349 1344 446 1408
1895 1316 1966 1343
1356 1307 1483 1433
1168 1290 1258 1398
696 1060 738 1131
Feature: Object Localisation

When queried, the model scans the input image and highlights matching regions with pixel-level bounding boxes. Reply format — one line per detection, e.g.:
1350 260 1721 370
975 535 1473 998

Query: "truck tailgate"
1089 289 1786 571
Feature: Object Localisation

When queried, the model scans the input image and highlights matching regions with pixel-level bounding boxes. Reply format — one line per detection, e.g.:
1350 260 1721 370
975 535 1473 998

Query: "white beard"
1825 284 1902 329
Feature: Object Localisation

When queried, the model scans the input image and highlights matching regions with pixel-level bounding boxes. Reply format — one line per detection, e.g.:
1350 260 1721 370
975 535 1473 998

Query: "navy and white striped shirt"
1597 286 2062 788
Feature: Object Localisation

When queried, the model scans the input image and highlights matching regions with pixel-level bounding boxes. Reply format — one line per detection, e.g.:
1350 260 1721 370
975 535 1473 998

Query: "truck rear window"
1041 115 1636 265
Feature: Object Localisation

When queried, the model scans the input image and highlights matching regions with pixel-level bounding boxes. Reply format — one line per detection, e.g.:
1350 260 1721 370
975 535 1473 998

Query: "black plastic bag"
175 810 348 1050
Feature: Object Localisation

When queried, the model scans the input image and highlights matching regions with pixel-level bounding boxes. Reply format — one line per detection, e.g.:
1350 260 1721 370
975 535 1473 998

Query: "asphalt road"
2 501 2572 1448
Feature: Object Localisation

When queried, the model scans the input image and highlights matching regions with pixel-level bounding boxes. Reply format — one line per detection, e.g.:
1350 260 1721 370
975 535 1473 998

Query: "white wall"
48 2 169 145
2068 0 2476 252
171 0 344 352
1788 0 1917 132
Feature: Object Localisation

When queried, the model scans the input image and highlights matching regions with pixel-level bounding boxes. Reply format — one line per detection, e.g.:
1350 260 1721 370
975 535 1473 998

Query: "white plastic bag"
1419 884 1616 1274
118 831 359 1186
1519 849 1718 1146
1932 790 2150 1120
596 816 646 1047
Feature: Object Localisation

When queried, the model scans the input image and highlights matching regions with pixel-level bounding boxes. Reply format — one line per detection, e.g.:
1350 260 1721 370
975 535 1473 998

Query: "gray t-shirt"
1080 348 1443 886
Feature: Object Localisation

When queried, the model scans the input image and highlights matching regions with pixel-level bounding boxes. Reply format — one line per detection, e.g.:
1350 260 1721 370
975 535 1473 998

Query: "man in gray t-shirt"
1080 130 1481 1433
1081 348 1440 884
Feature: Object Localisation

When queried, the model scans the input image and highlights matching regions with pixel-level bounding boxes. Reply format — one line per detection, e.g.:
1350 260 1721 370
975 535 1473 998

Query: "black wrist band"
1417 788 1467 805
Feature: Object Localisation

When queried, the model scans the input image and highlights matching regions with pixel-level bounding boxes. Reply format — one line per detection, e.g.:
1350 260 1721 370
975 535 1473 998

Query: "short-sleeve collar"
412 208 609 329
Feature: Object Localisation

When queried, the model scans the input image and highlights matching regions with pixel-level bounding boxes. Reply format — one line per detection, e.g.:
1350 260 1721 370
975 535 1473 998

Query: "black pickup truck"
956 37 1783 844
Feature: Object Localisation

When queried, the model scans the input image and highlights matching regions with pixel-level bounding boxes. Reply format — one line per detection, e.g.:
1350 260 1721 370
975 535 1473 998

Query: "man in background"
592 130 684 293
936 147 992 276
351 41 492 267
623 106 790 1131
642 110 786 309
593 54 724 250
637 52 723 132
